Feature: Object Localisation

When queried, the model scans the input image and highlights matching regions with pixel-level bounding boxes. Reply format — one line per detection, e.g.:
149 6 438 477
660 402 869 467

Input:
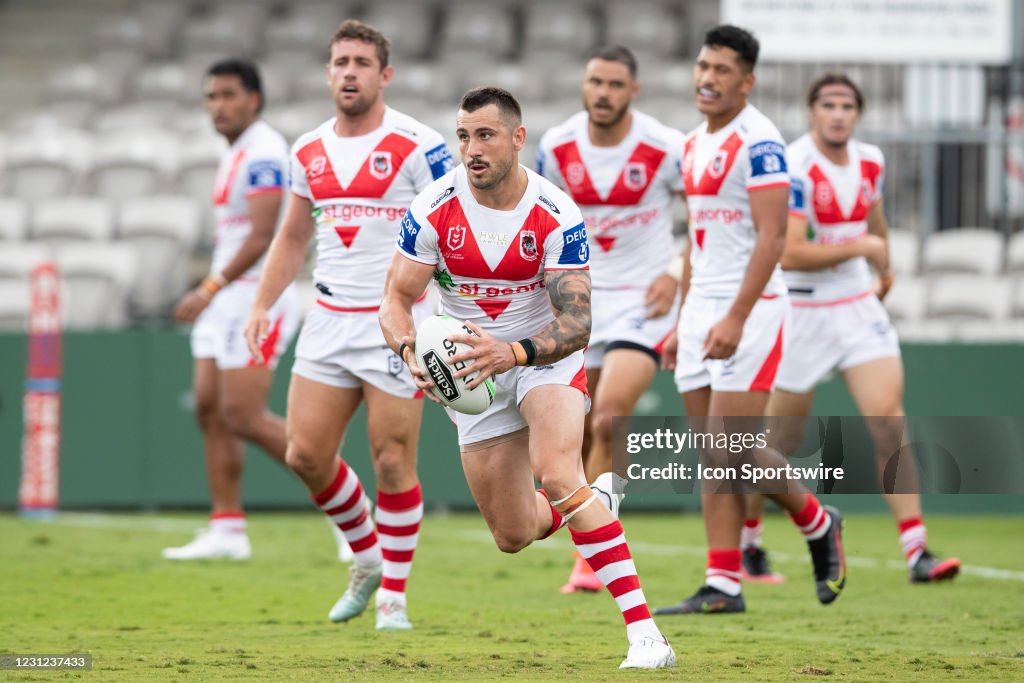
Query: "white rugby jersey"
397 165 589 340
290 107 453 310
683 104 789 298
785 134 885 303
536 110 685 290
211 120 289 280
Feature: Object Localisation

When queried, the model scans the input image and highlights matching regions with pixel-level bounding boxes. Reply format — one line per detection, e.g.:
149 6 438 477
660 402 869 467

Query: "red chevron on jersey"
694 228 706 249
213 149 246 206
809 159 882 224
596 236 617 252
551 140 666 206
683 133 744 196
334 225 359 247
296 133 418 201
476 299 512 320
430 198 561 282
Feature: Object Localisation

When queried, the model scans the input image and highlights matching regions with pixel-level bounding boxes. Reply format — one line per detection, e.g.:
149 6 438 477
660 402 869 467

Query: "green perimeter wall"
1 330 1022 514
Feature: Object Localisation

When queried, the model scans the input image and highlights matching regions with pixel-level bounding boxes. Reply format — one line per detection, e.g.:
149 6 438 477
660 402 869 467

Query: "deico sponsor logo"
690 207 745 225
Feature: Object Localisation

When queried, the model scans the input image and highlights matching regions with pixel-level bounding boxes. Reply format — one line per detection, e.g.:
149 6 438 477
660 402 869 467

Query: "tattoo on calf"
529 270 592 365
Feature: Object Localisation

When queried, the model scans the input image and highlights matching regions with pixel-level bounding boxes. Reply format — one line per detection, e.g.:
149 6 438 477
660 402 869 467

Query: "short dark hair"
329 19 390 69
586 45 637 77
704 24 759 71
459 86 523 128
807 72 865 111
205 59 264 111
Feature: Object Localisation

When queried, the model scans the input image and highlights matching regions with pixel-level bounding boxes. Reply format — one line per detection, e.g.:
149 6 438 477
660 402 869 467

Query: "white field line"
25 513 1024 582
457 530 1024 582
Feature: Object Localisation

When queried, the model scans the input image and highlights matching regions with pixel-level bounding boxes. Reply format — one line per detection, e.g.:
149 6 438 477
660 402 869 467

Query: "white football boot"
590 472 626 518
162 528 251 561
620 634 677 669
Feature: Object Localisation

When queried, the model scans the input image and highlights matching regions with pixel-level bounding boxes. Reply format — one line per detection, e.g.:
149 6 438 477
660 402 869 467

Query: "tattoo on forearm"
529 270 592 365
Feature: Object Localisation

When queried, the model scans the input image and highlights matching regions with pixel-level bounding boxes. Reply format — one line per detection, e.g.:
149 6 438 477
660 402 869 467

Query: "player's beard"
585 99 629 128
336 89 375 118
467 156 513 191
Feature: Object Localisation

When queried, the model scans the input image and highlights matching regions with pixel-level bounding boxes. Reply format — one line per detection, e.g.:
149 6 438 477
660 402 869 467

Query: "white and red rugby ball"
415 315 496 415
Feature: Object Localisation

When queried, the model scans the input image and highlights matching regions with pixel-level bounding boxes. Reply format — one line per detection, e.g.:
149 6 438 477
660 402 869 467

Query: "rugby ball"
415 315 496 415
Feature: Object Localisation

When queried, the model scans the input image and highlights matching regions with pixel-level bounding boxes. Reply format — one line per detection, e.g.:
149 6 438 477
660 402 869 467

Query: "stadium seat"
31 197 115 245
1012 278 1024 318
922 227 1003 275
136 2 190 59
264 2 358 64
0 242 52 280
54 242 138 329
0 198 29 242
130 63 190 105
522 3 598 62
926 275 1011 322
362 1 439 60
439 2 516 61
180 8 266 61
1006 231 1024 275
117 196 201 317
388 61 468 106
956 320 1024 342
883 276 926 322
3 129 92 202
92 103 185 133
175 133 226 242
43 62 131 108
605 2 681 62
638 59 696 100
6 106 97 133
90 129 180 200
893 320 955 342
0 280 31 331
887 229 920 276
263 100 332 144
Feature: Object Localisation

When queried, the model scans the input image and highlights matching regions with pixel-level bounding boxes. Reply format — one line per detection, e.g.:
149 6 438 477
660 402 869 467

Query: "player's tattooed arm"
528 269 592 365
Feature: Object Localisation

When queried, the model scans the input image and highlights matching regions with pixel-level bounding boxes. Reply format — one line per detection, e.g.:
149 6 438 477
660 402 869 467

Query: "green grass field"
1 511 1022 681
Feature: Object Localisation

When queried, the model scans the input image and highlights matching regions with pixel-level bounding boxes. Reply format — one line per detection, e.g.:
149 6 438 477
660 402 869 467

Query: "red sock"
897 516 927 565
741 517 762 549
571 521 659 641
706 548 742 595
313 461 381 567
790 493 830 540
209 511 246 534
536 489 564 539
376 484 423 595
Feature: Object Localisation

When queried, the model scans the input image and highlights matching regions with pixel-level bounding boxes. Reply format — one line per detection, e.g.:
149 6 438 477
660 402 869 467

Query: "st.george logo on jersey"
370 151 392 180
566 162 587 188
447 225 466 251
708 150 730 179
520 230 539 261
624 162 647 191
816 182 833 207
307 155 328 179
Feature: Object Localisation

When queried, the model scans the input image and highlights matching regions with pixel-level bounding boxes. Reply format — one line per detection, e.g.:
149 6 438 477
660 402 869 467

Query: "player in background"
380 87 676 669
164 59 301 561
243 20 453 631
536 45 686 594
740 73 960 584
655 26 846 615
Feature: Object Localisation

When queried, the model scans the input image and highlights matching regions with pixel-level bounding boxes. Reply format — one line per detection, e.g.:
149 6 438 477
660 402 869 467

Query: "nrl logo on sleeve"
538 194 560 214
520 229 539 261
431 186 455 209
447 225 466 251
370 151 393 179
624 162 647 191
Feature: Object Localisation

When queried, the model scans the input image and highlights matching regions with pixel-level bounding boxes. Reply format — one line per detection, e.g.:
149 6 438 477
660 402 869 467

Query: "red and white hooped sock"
898 516 927 566
209 511 246 534
537 489 565 539
706 548 742 596
312 461 381 568
571 520 660 642
375 484 424 604
790 493 831 541
741 517 763 550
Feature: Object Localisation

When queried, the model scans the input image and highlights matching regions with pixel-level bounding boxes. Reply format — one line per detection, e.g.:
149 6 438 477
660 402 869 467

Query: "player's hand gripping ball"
415 315 496 415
